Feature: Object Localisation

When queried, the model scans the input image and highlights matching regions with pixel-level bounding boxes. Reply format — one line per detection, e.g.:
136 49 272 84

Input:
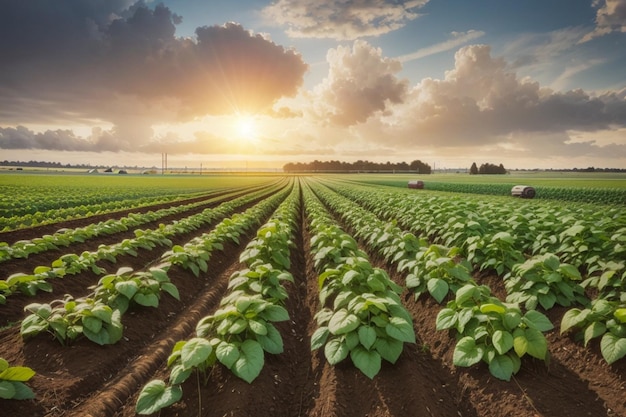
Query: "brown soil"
0 187 624 417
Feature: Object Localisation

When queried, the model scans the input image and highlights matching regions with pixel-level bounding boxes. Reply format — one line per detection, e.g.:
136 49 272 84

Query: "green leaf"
0 381 16 399
453 336 484 367
358 325 377 350
0 366 35 382
115 280 139 299
583 321 606 347
232 340 264 383
8 381 35 400
350 346 382 379
385 316 416 344
180 338 212 370
91 305 113 324
229 318 248 334
455 284 478 305
522 328 548 360
513 328 528 357
256 324 284 354
503 311 522 331
248 319 268 336
600 333 626 364
134 292 159 308
543 254 561 271
328 309 360 335
311 327 330 351
523 310 554 332
614 308 626 324
560 308 584 334
488 354 515 381
324 338 349 365
492 330 514 355
82 316 102 334
169 364 192 385
427 278 449 303
161 282 180 300
263 304 289 322
136 380 183 415
559 264 581 280
373 337 403 364
435 308 457 330
216 341 240 369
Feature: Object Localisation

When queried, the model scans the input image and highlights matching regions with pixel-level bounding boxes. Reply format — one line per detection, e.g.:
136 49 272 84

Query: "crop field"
0 172 625 417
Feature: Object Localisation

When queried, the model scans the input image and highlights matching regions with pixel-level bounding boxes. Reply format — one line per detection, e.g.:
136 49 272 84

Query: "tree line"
283 159 432 173
470 162 507 174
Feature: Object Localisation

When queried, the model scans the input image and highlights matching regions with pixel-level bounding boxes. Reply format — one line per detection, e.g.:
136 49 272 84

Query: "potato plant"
504 253 587 310
561 298 626 364
304 185 415 379
437 283 553 381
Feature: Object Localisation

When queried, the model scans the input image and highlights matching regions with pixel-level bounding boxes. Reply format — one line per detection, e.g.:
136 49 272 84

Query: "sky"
1 0 625 170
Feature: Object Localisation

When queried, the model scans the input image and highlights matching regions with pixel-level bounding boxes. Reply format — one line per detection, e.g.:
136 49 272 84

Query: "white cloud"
349 44 626 160
262 0 428 40
309 40 409 126
581 0 626 42
396 30 485 63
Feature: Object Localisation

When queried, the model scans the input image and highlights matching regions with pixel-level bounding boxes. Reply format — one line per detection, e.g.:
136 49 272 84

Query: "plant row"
307 180 553 381
319 179 626 365
0 181 200 218
324 180 625 276
426 182 626 205
0 183 286 304
0 188 252 263
19 183 292 347
303 182 416 379
0 190 202 232
135 182 300 414
0 177 286 231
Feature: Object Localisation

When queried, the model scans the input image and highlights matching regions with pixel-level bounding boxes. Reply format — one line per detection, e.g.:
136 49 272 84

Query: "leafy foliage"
0 358 36 400
304 184 415 379
137 183 297 414
561 298 626 364
437 283 553 381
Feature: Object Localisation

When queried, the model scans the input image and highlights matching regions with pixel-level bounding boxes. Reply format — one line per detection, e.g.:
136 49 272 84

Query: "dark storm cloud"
0 1 308 151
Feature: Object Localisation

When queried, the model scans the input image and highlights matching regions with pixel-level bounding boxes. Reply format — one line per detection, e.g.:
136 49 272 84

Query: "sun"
235 115 257 140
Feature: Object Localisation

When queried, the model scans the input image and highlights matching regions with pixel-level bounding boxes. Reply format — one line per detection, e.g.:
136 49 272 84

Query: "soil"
0 185 624 417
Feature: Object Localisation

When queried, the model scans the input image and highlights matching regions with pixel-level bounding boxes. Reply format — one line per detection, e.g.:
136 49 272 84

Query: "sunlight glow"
235 115 257 140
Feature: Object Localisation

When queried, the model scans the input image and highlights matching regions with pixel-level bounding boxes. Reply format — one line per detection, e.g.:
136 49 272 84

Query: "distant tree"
477 162 507 174
409 160 432 174
470 162 478 175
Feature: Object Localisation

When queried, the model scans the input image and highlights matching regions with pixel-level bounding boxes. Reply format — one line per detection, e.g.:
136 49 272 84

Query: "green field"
343 171 626 188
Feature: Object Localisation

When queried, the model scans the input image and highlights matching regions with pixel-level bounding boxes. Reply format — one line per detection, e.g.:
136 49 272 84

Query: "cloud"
396 30 485 63
354 44 626 158
262 0 428 40
0 1 308 150
581 0 626 42
0 126 97 151
501 27 609 91
310 40 409 126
